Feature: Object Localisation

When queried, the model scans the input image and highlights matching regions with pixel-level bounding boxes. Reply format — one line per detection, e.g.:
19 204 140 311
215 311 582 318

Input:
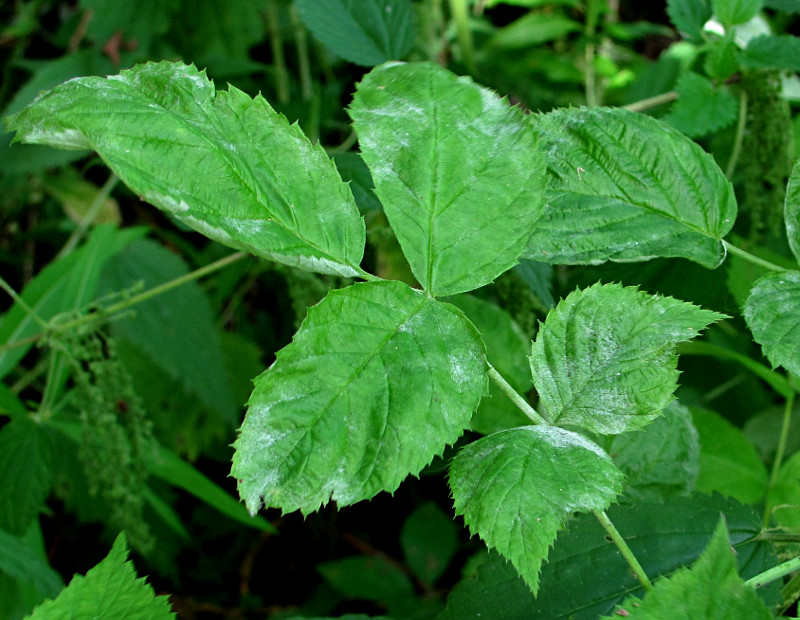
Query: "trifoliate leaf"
6 61 365 277
294 0 416 67
744 270 800 376
742 34 800 71
350 62 546 297
232 280 487 515
525 107 737 268
449 426 624 593
26 534 175 619
667 0 712 40
713 0 764 26
665 72 738 137
605 520 772 619
530 282 724 435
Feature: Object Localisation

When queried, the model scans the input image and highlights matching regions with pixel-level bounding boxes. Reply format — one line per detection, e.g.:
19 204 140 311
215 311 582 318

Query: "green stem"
725 88 747 180
746 554 800 589
623 90 679 113
266 2 290 104
487 365 548 425
764 375 795 527
448 0 476 74
0 276 49 330
722 240 785 272
594 509 653 591
781 571 800 614
290 5 313 100
56 174 119 260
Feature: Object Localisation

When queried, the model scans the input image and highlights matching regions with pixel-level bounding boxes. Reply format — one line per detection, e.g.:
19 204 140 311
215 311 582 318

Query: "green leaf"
764 0 800 12
333 152 382 213
692 408 768 503
664 72 738 137
704 31 740 79
611 401 700 502
488 13 581 49
400 501 459 586
6 61 366 277
667 0 712 40
232 280 487 515
743 270 800 376
79 0 178 52
741 34 800 71
0 528 62 599
530 282 724 435
26 534 175 619
606 520 772 619
713 0 764 26
786 160 800 263
0 419 54 536
771 451 800 531
449 426 624 593
350 62 546 296
318 555 414 601
294 0 416 67
525 107 737 268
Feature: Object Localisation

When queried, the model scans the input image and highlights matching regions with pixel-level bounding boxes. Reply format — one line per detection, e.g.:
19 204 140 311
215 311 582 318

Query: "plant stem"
781 571 800 614
725 88 748 180
56 173 119 260
290 5 313 100
594 509 653 591
746 554 800 589
722 240 785 272
764 375 795 527
266 1 290 104
623 90 679 113
448 0 476 74
487 365 549 425
0 276 49 329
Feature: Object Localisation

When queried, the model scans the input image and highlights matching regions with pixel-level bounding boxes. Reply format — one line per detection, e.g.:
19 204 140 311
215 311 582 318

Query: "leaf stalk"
594 509 653 591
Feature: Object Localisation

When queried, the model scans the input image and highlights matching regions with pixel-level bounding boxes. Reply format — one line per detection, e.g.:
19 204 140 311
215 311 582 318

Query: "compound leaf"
294 0 416 66
6 61 365 277
233 280 486 515
743 270 800 376
449 426 624 594
525 107 737 267
350 62 546 297
530 283 724 435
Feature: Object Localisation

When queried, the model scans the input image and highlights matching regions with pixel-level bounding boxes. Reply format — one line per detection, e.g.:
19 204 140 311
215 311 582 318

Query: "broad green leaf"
606 520 771 619
772 451 800 531
400 501 459 586
233 280 487 515
0 419 54 536
611 401 700 502
350 62 546 297
692 408 768 503
713 0 763 26
294 0 416 67
530 282 724 435
6 61 366 277
667 0 712 40
318 556 414 601
785 159 800 263
741 34 800 71
525 107 737 267
441 494 778 619
0 528 62 600
664 72 737 137
743 270 800 376
26 534 175 620
449 426 624 593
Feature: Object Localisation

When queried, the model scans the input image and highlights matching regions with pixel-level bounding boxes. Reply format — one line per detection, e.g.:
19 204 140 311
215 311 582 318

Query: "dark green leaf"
741 34 800 71
294 0 416 66
0 528 62 599
79 0 178 52
667 0 712 40
771 451 800 531
488 13 581 49
233 280 487 515
525 107 737 267
350 62 546 296
318 555 413 601
400 501 458 586
664 72 738 137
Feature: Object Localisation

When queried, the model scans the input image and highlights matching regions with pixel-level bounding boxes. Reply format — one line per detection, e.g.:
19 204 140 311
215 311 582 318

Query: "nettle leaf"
525 107 737 268
350 61 546 297
449 426 624 594
530 283 724 435
6 61 365 277
713 0 763 26
744 270 800 376
232 280 486 515
667 0 712 40
664 72 738 138
294 0 416 67
606 520 771 619
787 160 800 263
741 34 800 71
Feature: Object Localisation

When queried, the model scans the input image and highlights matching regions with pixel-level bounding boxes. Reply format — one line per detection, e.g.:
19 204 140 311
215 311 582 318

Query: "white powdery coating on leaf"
181 214 235 244
269 252 361 278
143 191 190 213
533 425 609 459
23 127 90 150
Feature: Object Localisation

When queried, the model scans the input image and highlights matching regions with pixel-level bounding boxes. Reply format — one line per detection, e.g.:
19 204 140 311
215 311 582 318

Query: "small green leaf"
713 0 763 26
0 528 62 599
606 520 772 619
233 280 487 515
449 426 624 593
318 556 414 601
350 62 546 296
741 34 800 71
668 0 712 40
6 62 366 277
743 270 800 376
704 31 740 79
488 13 581 48
692 408 768 503
664 72 738 137
26 534 175 619
294 0 416 67
525 107 737 268
530 282 724 435
786 160 800 263
401 502 459 586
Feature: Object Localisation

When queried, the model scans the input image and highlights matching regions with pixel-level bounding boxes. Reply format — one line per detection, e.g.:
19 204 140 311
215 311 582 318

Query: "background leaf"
350 61 546 296
7 62 366 277
449 426 624 593
294 0 416 67
664 72 737 137
784 159 800 263
525 107 737 268
667 0 712 40
233 280 486 515
771 451 800 531
741 34 800 71
400 501 459 586
530 282 724 435
712 0 764 26
0 528 63 601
